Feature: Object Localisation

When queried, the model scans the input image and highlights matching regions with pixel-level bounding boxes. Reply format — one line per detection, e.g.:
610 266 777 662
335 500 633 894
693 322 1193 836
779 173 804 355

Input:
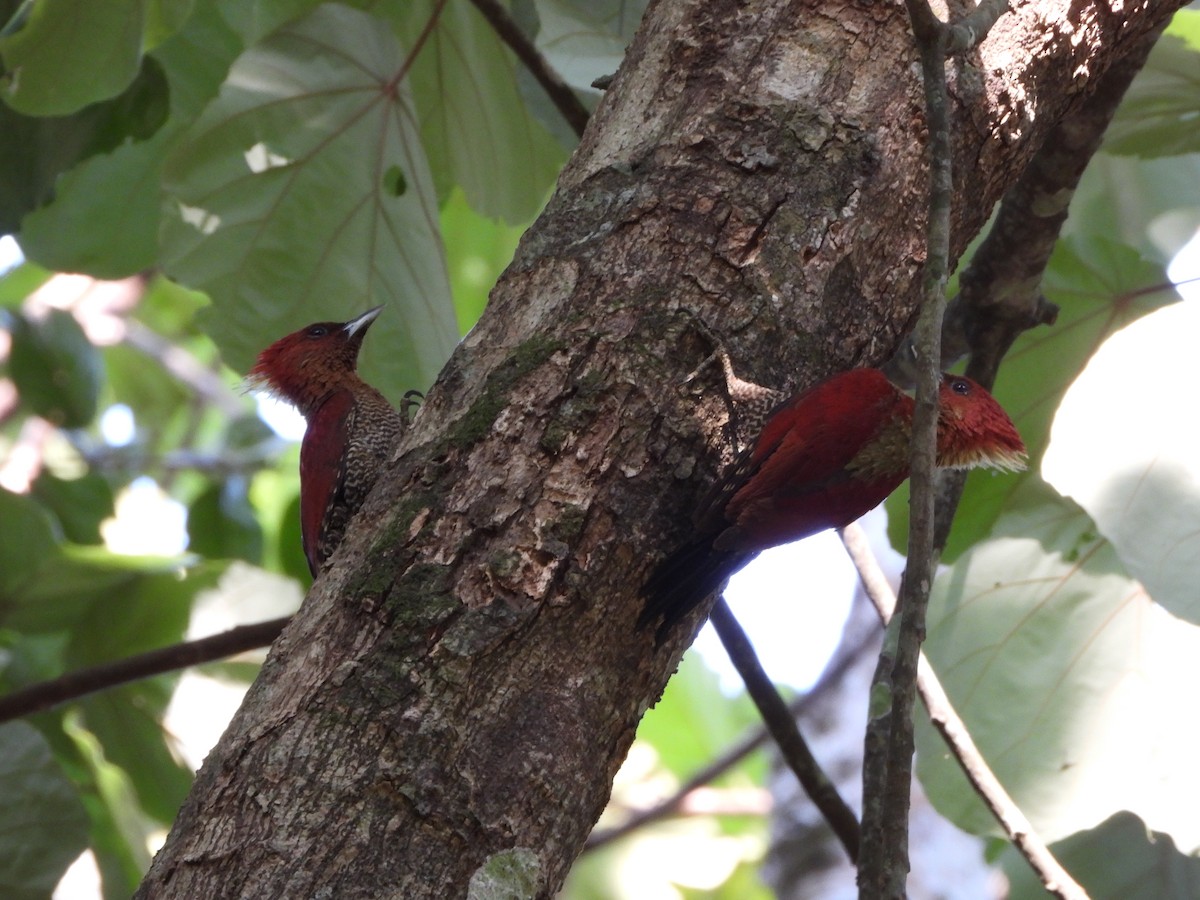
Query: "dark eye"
950 377 971 395
306 325 329 338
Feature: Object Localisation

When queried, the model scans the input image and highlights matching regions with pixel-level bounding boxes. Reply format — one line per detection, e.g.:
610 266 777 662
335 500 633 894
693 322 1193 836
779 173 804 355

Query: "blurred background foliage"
0 1 1198 898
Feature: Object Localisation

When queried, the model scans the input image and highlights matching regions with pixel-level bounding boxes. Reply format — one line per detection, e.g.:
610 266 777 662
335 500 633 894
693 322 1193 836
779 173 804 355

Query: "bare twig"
710 598 861 862
858 3 955 894
840 524 1088 900
467 0 591 139
859 2 1017 894
123 320 246 418
0 617 289 722
855 20 1165 900
585 624 879 852
944 0 1010 54
78 442 289 478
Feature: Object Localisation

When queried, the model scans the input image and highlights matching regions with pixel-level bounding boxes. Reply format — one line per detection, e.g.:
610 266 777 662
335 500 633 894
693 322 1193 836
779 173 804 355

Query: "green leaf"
441 187 524 334
7 307 103 427
65 562 220 824
59 712 155 893
17 130 168 276
889 235 1176 558
3 543 199 635
384 0 567 222
637 653 761 779
0 487 60 599
915 486 1200 851
215 0 323 45
187 478 264 564
162 2 459 400
1105 31 1200 158
0 54 169 237
1041 298 1200 625
0 721 90 900
0 0 148 115
146 0 198 48
1063 151 1200 265
79 686 194 826
31 471 115 545
276 490 310 583
0 259 51 307
14 3 243 273
530 0 645 94
1004 812 1200 900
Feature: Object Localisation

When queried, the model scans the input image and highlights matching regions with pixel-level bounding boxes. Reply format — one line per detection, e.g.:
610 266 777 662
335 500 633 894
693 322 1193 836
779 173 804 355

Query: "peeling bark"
137 0 1184 897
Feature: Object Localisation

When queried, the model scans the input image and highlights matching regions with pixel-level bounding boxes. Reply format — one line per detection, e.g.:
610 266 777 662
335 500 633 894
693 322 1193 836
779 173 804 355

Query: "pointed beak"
343 305 384 340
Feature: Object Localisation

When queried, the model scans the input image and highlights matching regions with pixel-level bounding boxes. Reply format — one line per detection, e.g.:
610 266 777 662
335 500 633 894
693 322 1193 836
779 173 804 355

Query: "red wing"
299 391 356 576
746 369 900 488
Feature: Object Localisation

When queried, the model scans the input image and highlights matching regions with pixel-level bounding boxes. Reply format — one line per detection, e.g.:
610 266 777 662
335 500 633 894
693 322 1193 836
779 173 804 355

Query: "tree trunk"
137 1 1183 896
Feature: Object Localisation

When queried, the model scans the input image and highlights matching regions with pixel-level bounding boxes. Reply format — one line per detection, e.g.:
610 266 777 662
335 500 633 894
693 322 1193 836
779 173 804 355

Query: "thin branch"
78 442 290 479
840 524 1089 900
710 598 861 862
944 0 1010 54
859 2 957 894
854 21 1165 900
467 0 591 139
585 624 879 852
123 320 246 418
0 617 290 722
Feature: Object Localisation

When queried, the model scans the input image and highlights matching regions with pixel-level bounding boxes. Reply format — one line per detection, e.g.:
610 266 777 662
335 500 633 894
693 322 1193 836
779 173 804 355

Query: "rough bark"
137 0 1184 897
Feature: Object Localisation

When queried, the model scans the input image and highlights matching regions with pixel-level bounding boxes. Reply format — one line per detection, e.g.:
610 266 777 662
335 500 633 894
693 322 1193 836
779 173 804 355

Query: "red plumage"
641 368 1026 636
249 307 405 577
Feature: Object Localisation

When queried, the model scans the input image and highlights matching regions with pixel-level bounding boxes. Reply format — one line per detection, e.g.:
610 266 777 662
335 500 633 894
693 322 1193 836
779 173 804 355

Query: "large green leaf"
915 485 1200 852
1063 151 1200 265
63 560 219 824
215 0 322 45
636 652 761 780
0 722 90 900
6 307 103 428
888 235 1175 559
59 712 155 896
17 130 170 277
30 471 115 545
0 488 60 600
1104 13 1200 159
187 478 264 564
0 55 169 237
162 2 458 400
441 187 525 333
1004 812 1200 900
14 1 320 274
0 259 51 307
15 3 244 274
0 0 147 115
1043 299 1200 625
529 0 645 94
384 0 567 222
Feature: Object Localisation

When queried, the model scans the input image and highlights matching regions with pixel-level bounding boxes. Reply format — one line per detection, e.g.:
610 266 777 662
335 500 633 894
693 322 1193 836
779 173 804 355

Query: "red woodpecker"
642 368 1026 636
249 306 406 577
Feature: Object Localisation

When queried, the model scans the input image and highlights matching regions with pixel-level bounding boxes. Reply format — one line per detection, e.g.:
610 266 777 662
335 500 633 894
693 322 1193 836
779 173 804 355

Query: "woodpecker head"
248 306 383 417
935 374 1027 472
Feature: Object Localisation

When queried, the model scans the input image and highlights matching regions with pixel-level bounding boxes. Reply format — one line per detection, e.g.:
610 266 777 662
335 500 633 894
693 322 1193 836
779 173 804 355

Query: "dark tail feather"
639 541 749 642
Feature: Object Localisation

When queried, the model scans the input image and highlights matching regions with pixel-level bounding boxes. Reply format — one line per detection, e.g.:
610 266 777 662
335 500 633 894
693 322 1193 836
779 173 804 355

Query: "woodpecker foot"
401 390 424 421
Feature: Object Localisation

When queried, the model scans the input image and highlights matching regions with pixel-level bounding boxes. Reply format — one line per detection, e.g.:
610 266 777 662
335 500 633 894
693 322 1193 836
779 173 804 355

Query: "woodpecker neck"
294 371 377 420
845 397 915 480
